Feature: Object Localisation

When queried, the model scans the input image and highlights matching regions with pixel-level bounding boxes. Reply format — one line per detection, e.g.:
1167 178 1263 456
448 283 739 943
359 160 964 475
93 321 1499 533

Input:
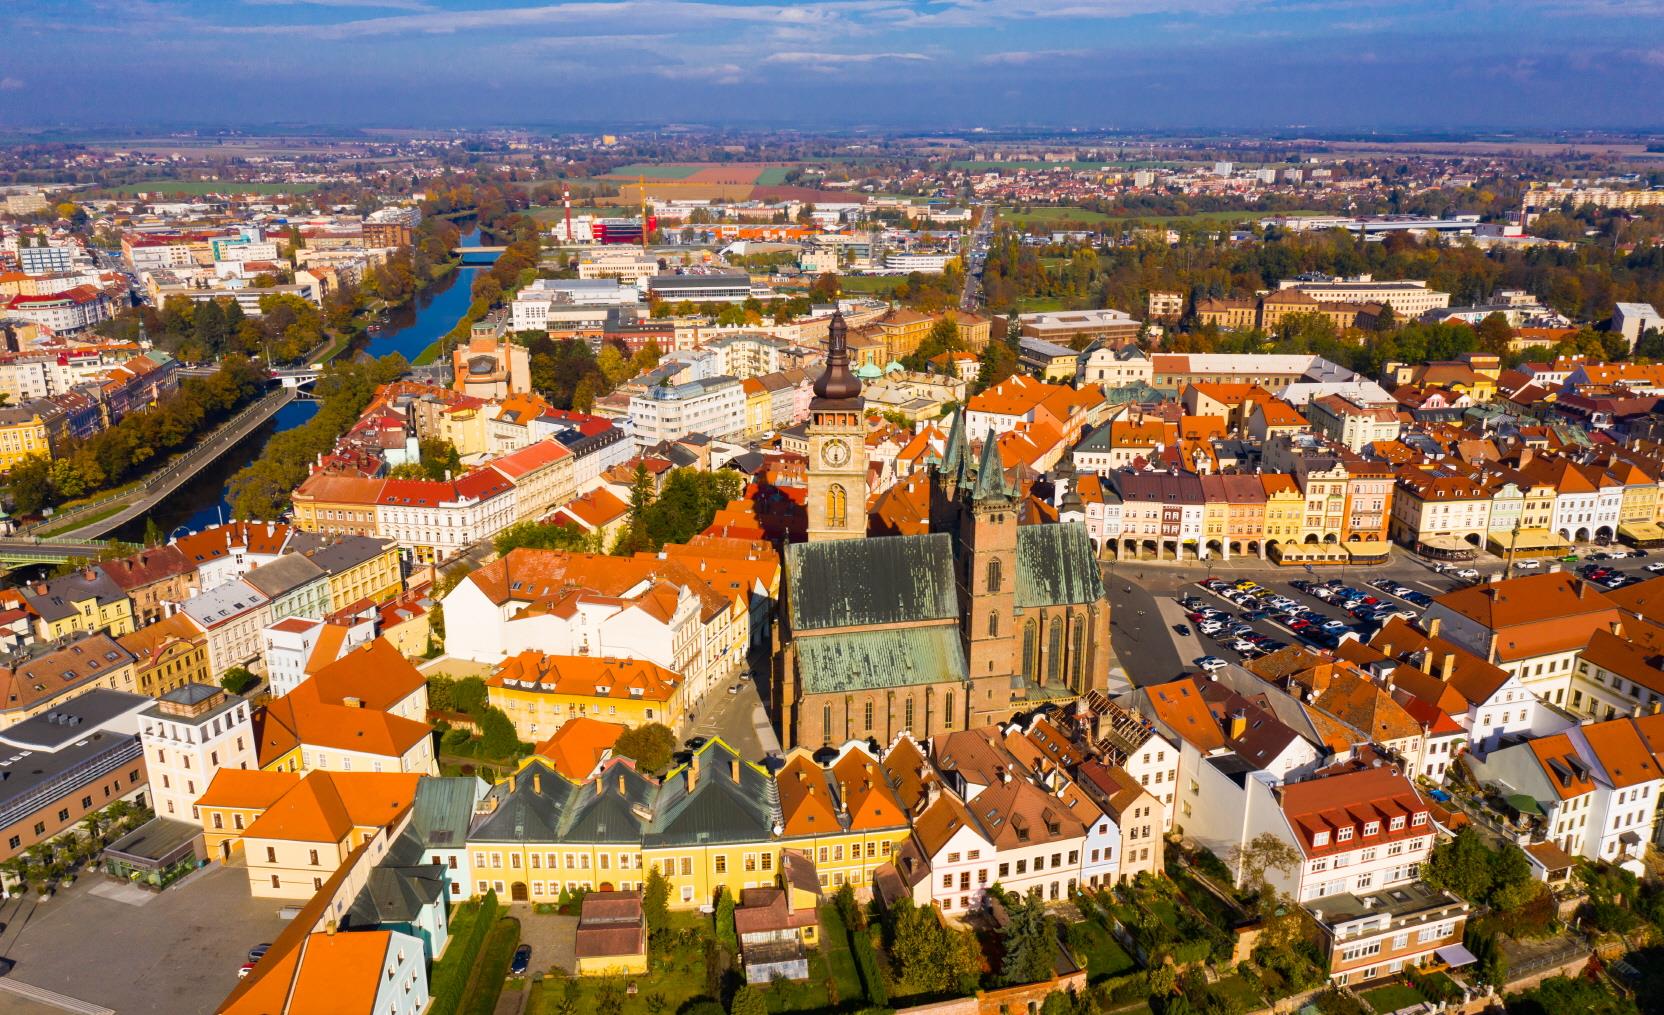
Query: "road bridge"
0 537 111 567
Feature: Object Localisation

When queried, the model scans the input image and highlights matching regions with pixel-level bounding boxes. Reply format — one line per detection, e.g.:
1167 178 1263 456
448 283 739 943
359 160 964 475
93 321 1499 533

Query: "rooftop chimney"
1228 710 1248 739
1440 653 1455 682
688 753 699 792
1425 617 1441 641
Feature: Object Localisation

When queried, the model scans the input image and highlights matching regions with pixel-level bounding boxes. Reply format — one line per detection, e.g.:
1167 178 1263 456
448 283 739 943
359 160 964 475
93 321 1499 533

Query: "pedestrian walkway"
0 978 115 1015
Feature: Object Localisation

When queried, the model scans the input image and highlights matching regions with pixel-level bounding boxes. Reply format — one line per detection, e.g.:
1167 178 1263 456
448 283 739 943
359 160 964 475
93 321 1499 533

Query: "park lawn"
1070 919 1138 981
1361 983 1427 1014
95 179 320 196
604 164 704 179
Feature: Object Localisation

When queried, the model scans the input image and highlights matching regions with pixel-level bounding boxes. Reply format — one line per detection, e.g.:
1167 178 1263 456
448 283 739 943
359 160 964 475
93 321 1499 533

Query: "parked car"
238 964 256 980
248 944 272 964
1455 568 1480 580
1173 623 1192 636
511 945 532 976
1195 656 1228 672
1646 562 1664 573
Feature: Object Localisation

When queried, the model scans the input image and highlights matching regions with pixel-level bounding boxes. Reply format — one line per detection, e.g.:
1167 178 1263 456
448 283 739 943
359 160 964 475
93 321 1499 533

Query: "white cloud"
764 50 930 64
0 77 22 90
977 49 1090 65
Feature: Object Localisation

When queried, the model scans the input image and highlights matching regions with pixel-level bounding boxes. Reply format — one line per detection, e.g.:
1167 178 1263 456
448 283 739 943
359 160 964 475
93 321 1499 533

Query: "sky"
6 0 1664 131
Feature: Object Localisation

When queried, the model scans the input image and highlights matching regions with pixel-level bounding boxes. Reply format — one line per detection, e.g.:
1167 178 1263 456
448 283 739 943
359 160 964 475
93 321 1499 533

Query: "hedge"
429 890 502 1015
853 931 888 1007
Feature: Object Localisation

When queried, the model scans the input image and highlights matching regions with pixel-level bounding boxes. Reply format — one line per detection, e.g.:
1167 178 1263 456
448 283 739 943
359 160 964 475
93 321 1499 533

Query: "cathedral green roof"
795 625 968 695
786 534 959 632
1015 523 1104 608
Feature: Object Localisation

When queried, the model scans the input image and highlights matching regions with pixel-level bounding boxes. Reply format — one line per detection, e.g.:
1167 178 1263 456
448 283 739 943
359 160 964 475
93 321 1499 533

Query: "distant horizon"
9 0 1664 132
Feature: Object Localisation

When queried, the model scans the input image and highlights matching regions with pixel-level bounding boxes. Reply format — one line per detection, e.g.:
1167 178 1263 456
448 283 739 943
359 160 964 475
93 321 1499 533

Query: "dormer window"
1337 826 1354 842
1389 815 1405 831
1412 812 1428 826
1312 831 1330 847
1363 821 1380 836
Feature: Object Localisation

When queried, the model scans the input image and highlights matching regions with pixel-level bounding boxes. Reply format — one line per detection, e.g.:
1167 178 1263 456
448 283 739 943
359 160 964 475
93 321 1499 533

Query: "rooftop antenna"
563 185 573 245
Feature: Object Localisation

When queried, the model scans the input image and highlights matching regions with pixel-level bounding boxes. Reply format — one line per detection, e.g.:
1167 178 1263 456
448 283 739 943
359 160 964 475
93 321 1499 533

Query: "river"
112 225 491 540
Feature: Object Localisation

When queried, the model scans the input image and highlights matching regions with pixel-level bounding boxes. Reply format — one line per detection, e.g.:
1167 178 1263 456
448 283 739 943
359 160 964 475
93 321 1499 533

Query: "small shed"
734 851 823 984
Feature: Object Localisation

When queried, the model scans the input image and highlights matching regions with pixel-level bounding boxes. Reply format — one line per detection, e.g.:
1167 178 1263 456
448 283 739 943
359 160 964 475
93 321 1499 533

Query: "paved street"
0 861 290 1015
687 653 780 763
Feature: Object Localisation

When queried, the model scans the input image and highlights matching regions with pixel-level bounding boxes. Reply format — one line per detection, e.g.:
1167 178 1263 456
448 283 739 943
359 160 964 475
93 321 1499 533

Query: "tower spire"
972 434 1015 502
813 310 861 401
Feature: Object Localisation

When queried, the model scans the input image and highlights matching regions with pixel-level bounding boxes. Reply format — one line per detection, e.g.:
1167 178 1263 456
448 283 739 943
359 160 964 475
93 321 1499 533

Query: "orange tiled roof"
534 717 627 781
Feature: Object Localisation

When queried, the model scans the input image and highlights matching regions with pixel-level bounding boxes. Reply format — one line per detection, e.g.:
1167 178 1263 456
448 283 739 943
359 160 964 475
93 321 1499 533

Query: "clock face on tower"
823 438 850 468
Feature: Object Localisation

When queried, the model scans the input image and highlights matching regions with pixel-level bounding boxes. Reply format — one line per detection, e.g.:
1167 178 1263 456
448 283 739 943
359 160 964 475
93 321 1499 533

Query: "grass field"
604 164 704 179
999 206 1117 225
94 180 321 196
756 166 796 185
839 275 908 295
1015 296 1068 313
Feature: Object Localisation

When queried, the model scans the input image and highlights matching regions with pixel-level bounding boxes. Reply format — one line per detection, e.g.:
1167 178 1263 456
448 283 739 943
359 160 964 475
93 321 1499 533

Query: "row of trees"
519 331 662 415
226 354 409 520
6 355 270 514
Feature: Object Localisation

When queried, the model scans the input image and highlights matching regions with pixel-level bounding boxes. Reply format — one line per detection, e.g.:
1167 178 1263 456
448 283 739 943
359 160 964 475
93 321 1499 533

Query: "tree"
1228 832 1303 904
476 706 525 758
999 892 1057 985
1475 311 1514 354
143 517 164 548
886 898 982 995
729 986 767 1015
613 723 676 776
494 520 598 556
715 887 738 952
418 438 462 481
810 273 840 302
643 868 671 938
221 667 258 695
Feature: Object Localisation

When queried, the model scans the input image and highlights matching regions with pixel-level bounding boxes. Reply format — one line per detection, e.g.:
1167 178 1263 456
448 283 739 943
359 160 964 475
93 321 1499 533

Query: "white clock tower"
806 310 867 543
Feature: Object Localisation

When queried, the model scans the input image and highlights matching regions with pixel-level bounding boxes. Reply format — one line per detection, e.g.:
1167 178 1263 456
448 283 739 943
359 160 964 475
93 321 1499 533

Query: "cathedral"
774 311 1111 750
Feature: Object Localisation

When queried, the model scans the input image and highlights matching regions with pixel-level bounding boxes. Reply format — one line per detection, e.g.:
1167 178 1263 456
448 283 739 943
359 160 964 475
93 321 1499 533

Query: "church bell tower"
806 310 866 542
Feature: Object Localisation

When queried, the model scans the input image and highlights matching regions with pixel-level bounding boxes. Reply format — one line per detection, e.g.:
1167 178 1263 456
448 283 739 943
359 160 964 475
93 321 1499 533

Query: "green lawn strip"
999 206 1116 225
756 167 797 185
816 906 865 1005
429 897 496 1015
458 915 523 1015
36 501 131 537
1361 983 1426 1013
1015 297 1068 313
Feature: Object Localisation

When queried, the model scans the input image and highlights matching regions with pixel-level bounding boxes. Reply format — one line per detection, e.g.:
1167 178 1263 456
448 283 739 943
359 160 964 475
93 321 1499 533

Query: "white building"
138 684 257 823
627 376 746 445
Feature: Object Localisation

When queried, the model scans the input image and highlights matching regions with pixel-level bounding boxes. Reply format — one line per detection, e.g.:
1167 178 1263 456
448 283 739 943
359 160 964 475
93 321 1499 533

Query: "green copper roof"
796 624 968 695
942 410 970 486
787 534 959 632
1016 523 1104 607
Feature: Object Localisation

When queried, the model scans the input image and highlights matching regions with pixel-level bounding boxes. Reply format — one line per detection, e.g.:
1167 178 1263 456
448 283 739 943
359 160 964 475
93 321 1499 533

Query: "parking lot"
1107 547 1664 685
0 861 289 1015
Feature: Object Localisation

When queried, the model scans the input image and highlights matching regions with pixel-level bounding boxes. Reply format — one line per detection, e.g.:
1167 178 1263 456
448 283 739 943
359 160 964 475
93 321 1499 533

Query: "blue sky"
6 0 1664 129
